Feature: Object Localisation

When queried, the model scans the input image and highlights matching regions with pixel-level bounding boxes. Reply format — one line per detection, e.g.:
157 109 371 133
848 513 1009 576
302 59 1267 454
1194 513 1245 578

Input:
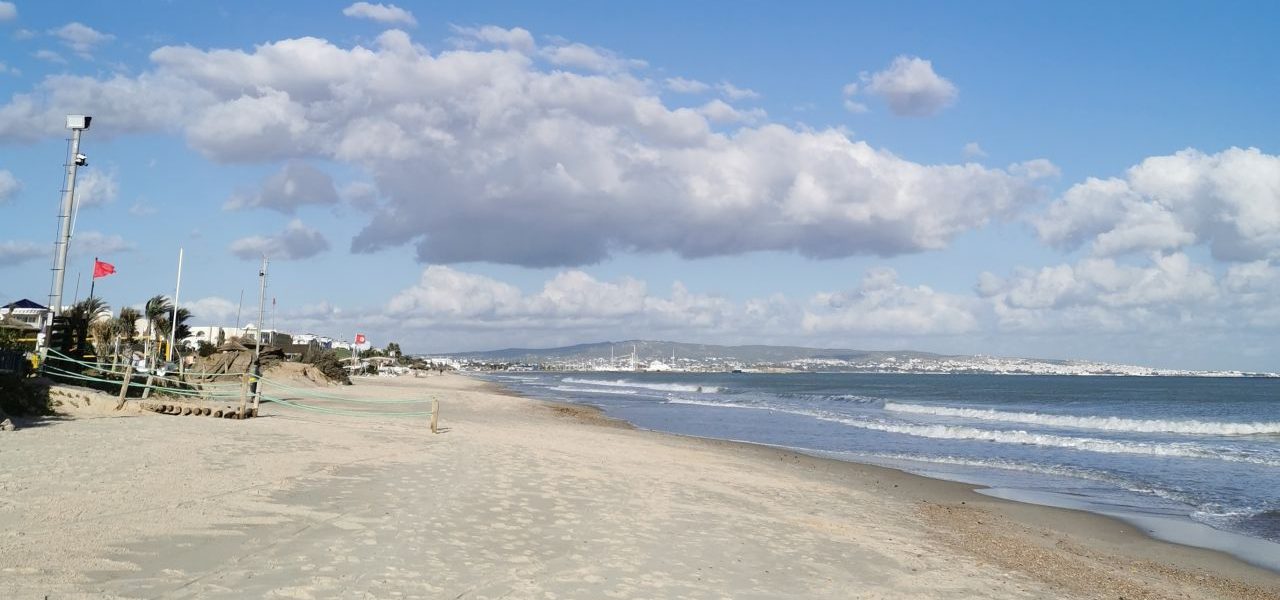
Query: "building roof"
2 299 48 311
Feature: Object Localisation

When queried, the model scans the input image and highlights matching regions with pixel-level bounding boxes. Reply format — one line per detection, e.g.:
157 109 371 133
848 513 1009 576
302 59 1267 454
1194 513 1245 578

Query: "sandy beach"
1 373 1277 599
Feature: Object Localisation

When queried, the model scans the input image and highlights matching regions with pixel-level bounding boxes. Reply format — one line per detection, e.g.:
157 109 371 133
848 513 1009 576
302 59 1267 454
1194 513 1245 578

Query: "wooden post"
430 398 440 434
140 373 155 399
114 365 134 410
250 369 262 414
237 372 249 419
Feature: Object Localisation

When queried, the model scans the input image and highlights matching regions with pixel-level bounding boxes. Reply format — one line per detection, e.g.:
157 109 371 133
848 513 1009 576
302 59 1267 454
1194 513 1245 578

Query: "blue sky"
1 1 1278 370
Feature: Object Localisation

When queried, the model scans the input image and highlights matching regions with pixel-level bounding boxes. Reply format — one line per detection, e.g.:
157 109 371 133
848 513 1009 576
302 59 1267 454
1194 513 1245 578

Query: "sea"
483 371 1280 571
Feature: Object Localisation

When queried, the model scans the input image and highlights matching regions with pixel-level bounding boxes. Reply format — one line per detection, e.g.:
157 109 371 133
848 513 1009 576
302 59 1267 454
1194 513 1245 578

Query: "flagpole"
88 257 97 302
166 248 183 363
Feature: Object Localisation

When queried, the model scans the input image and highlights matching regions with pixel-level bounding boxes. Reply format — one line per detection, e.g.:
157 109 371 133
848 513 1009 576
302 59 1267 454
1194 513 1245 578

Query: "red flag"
92 259 116 279
355 333 366 345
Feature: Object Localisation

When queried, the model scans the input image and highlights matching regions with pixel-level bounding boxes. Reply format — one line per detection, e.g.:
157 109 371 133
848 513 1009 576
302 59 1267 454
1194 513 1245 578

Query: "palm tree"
66 297 111 323
110 306 141 368
143 295 172 365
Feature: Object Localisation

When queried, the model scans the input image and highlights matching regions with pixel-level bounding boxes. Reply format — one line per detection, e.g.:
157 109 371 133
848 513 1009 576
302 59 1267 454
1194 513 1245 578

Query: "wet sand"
0 373 1276 599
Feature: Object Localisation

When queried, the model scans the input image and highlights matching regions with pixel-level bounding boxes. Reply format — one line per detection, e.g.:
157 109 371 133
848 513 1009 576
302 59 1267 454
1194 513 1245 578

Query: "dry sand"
1 373 1277 599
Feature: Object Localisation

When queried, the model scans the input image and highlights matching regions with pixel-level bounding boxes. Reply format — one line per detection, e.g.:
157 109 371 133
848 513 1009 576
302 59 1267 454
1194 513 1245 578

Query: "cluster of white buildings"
182 325 357 352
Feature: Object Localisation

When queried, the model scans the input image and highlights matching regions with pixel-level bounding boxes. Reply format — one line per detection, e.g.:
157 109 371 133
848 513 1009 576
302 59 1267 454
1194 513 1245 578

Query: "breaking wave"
562 378 719 393
884 402 1280 436
818 416 1280 467
549 386 639 395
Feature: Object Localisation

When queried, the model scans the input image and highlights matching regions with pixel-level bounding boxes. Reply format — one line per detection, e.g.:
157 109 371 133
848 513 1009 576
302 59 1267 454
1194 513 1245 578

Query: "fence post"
237 373 249 419
250 367 262 416
114 365 134 410
430 398 439 434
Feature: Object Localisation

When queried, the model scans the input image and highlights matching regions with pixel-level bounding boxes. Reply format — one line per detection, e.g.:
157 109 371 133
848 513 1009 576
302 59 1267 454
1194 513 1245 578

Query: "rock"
0 418 14 431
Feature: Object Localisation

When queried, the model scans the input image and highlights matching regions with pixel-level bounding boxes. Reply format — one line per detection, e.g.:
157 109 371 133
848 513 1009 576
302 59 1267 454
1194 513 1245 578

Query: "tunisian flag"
355 333 367 345
92 259 116 279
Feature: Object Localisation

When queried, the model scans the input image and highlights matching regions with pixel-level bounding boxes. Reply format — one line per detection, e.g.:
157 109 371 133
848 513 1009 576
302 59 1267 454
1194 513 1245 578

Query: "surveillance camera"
74 153 88 166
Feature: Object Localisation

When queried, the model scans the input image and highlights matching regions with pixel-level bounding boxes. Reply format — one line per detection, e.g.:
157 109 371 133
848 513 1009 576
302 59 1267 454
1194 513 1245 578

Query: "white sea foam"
549 386 639 395
562 378 720 393
883 402 1280 436
667 397 766 409
818 415 1280 467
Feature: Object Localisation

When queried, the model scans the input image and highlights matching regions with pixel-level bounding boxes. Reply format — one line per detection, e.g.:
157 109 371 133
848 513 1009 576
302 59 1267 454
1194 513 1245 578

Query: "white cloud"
229 219 330 260
184 296 240 324
0 241 43 267
718 81 760 100
1036 147 1280 261
979 253 1219 333
0 169 20 202
541 41 646 73
450 25 534 53
33 49 66 64
340 181 380 210
665 77 710 94
224 161 340 213
859 55 957 117
841 82 868 114
963 142 987 159
50 22 114 57
129 201 157 216
696 99 766 124
73 168 118 208
341 2 416 27
0 28 1053 267
0 2 15 22
802 268 979 335
71 231 134 256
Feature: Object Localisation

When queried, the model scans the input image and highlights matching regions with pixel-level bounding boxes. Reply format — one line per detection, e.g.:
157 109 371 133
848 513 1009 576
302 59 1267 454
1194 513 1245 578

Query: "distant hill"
445 340 949 364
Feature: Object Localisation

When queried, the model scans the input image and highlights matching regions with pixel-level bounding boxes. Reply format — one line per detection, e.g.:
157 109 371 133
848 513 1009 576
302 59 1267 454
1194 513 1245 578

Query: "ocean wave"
562 378 719 393
818 415 1280 467
883 402 1280 436
667 397 766 409
665 398 1280 466
857 452 1199 506
549 386 639 395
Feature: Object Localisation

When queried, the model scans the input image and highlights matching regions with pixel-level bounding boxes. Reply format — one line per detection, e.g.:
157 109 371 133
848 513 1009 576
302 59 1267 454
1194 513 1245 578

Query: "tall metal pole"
166 248 184 363
43 121 88 353
254 256 268 363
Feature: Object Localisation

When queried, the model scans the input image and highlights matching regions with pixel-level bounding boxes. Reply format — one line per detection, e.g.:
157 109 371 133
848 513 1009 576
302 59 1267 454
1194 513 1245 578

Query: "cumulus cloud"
0 241 43 267
224 161 340 213
229 219 330 260
450 25 534 53
0 28 1052 267
1036 147 1280 262
71 231 134 256
0 2 15 22
665 77 710 94
184 296 240 324
963 142 987 159
73 168 118 208
853 55 957 117
802 268 978 335
979 253 1219 333
342 2 416 27
540 41 646 73
33 49 66 64
718 81 760 100
696 99 766 124
51 22 114 57
841 82 868 114
0 169 20 202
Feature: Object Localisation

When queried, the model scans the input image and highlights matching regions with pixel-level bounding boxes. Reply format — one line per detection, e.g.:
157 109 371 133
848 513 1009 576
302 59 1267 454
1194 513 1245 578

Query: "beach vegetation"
0 374 51 416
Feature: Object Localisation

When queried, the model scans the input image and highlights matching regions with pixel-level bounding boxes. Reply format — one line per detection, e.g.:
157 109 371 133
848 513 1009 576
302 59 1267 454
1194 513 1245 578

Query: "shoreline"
2 373 1276 598
482 374 1280 588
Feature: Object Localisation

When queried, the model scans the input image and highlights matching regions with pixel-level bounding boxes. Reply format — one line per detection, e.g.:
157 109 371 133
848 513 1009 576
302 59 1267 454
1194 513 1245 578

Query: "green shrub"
0 375 52 416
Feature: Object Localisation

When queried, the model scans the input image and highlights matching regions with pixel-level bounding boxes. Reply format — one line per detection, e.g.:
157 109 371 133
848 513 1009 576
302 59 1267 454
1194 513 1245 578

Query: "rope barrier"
42 350 437 421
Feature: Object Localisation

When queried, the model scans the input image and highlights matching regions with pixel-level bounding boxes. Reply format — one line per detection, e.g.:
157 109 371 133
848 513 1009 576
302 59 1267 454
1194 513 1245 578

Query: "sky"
1 1 1278 371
